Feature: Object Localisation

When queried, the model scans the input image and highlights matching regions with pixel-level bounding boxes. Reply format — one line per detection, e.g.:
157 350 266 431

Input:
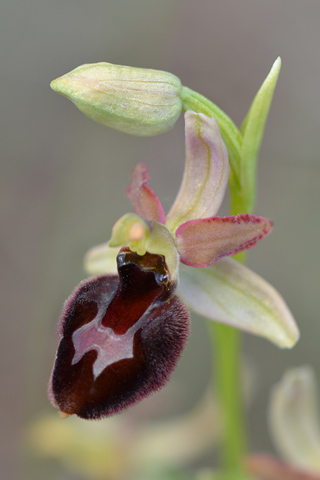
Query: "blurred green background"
1 1 320 478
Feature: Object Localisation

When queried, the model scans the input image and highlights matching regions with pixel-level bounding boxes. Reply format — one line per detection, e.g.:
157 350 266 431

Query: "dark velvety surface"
49 250 190 419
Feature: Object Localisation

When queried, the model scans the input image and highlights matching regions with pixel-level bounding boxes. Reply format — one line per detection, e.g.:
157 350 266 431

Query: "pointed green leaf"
239 57 282 212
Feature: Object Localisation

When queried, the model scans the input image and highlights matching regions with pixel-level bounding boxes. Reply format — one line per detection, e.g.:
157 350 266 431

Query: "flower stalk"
210 323 247 468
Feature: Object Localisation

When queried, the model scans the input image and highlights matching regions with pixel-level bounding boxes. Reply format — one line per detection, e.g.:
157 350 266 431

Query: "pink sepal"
176 214 273 267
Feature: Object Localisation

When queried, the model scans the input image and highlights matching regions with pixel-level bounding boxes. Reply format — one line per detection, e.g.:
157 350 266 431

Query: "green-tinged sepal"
50 62 182 136
177 258 299 348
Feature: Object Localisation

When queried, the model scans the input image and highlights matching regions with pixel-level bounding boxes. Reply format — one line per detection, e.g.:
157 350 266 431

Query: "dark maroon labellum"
48 249 190 419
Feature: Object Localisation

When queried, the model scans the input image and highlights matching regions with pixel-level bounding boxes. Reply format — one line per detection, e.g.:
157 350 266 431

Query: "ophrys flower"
49 111 299 419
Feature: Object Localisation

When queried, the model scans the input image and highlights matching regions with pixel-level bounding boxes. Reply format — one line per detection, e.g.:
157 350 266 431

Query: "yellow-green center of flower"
109 213 180 283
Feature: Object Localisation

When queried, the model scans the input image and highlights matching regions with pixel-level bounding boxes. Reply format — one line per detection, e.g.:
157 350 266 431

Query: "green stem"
209 323 247 468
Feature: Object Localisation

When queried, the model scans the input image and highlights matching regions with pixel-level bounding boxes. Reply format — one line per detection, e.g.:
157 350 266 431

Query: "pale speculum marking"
71 305 145 380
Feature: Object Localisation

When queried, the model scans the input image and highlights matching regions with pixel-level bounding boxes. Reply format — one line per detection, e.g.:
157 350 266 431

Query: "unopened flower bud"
50 62 182 136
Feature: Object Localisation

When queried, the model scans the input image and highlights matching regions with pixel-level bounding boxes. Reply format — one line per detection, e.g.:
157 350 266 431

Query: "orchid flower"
49 111 299 420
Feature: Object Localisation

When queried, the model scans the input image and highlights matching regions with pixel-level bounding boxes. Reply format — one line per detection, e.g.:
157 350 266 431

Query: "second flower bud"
50 62 182 136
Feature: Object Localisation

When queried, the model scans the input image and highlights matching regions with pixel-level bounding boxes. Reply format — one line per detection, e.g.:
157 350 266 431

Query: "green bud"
50 62 182 136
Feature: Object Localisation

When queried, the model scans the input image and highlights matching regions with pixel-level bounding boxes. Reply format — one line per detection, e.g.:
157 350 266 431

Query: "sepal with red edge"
176 214 273 267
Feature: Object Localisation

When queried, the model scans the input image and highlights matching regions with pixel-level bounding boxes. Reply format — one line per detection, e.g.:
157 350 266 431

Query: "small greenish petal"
269 367 320 472
51 62 182 136
83 241 119 275
177 258 299 348
239 57 281 213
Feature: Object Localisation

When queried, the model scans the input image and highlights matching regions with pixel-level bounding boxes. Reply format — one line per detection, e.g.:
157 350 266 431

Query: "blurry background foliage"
1 1 319 479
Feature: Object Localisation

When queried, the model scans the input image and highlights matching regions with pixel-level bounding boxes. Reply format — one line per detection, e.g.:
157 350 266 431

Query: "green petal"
84 241 119 275
269 367 320 472
177 258 299 348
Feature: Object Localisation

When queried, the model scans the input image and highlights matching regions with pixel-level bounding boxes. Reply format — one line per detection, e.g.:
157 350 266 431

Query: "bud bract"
50 62 182 136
